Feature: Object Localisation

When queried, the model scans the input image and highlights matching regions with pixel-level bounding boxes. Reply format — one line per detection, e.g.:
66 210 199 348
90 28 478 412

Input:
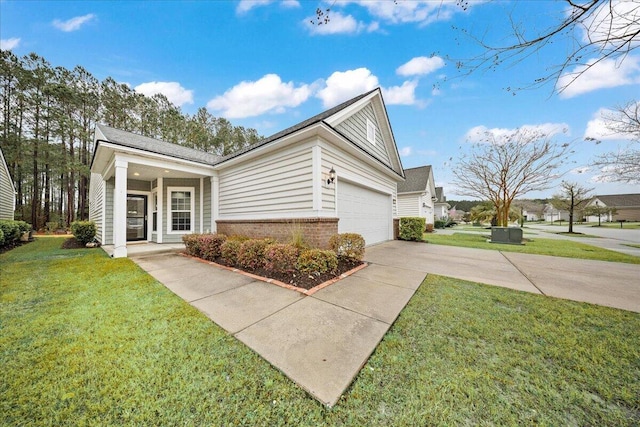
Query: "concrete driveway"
365 240 640 313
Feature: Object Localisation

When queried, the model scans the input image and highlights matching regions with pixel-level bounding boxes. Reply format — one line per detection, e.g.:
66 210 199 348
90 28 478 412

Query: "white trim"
113 159 128 258
127 190 152 241
167 186 195 235
199 177 204 233
100 180 106 244
211 175 219 232
366 118 376 145
157 177 163 243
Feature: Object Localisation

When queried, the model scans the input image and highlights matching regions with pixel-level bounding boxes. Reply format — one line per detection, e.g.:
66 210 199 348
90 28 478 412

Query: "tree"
550 181 593 233
452 129 573 227
589 100 640 184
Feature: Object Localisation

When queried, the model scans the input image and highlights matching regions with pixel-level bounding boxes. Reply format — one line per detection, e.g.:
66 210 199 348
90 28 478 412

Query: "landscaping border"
180 252 368 296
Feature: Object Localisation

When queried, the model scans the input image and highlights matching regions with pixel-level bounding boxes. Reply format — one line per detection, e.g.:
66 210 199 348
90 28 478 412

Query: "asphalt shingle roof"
398 165 432 193
594 194 640 207
96 124 220 165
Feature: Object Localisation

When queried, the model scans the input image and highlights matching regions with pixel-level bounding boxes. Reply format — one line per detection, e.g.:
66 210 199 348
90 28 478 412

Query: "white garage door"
338 180 391 246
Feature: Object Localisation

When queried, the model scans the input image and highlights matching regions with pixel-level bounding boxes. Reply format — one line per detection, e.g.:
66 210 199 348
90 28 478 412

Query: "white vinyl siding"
0 151 15 220
397 194 420 217
218 147 313 218
334 104 391 166
88 173 105 243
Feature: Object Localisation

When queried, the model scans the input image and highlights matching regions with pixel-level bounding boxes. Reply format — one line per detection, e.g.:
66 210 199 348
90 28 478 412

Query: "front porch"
101 241 186 258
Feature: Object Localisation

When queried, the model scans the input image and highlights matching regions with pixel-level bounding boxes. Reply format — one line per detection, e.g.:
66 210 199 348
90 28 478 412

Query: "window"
152 193 158 232
167 187 194 233
366 119 376 145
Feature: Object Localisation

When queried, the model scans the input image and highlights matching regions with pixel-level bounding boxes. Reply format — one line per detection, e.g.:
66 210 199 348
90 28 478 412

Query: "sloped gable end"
324 89 403 176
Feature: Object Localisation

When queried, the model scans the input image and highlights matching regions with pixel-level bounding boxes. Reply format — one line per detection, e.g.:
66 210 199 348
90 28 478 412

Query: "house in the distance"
434 186 450 220
584 194 640 223
0 147 16 220
89 88 405 257
396 165 437 225
543 203 569 222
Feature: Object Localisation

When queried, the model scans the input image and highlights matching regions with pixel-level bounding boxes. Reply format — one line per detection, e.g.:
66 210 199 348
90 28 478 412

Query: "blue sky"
2 0 639 199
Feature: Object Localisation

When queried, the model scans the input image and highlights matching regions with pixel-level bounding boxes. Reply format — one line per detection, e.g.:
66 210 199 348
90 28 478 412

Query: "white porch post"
157 176 163 243
113 158 128 258
211 175 219 233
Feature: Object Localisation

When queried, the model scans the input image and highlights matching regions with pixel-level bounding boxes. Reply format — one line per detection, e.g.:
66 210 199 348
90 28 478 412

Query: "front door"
126 195 147 241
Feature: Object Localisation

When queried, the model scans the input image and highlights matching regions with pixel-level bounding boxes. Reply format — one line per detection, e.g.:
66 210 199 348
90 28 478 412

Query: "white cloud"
465 123 569 143
0 38 20 50
281 0 300 8
134 81 194 107
52 14 96 32
305 11 378 35
571 166 591 175
558 56 640 98
236 0 273 14
579 0 640 49
349 0 473 26
316 68 379 108
584 106 639 141
207 74 311 118
396 56 445 76
382 80 420 106
398 147 413 156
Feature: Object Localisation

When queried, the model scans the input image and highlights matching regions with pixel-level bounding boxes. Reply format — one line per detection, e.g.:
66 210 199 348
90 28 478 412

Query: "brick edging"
179 252 368 295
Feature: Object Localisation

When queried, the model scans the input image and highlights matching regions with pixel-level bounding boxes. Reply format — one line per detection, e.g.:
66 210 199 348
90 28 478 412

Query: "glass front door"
126 195 147 241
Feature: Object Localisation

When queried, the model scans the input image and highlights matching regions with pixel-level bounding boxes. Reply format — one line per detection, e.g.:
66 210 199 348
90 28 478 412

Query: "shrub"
199 233 227 261
182 234 202 257
0 220 21 244
329 233 365 261
15 221 31 234
399 217 426 241
220 239 243 265
70 220 97 245
297 249 338 276
434 220 446 229
237 239 271 270
0 228 4 247
425 223 434 233
289 225 309 251
264 243 299 273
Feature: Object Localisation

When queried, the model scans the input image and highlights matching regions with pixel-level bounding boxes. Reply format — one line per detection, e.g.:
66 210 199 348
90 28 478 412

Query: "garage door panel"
338 181 391 246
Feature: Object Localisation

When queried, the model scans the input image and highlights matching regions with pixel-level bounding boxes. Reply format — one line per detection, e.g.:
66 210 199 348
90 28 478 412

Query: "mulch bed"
210 256 364 290
61 238 87 249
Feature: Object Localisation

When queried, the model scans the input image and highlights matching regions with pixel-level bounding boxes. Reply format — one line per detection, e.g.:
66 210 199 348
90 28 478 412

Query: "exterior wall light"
432 196 438 203
327 167 335 185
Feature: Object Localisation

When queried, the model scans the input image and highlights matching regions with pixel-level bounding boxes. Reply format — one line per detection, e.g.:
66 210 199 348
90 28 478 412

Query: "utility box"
490 227 523 244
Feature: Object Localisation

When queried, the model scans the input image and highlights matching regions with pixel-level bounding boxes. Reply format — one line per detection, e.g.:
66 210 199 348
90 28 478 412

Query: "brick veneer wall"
216 218 339 249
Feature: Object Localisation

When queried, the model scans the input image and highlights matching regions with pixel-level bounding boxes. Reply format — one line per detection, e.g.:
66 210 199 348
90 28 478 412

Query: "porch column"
113 158 128 258
211 175 219 233
157 176 163 243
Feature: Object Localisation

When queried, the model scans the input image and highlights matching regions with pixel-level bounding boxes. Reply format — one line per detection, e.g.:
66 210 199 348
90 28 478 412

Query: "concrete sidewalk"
132 252 424 407
364 241 640 313
131 240 640 407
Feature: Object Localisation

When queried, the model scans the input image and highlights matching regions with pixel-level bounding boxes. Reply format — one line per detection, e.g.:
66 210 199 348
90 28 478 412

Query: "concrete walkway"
131 252 425 407
131 240 640 406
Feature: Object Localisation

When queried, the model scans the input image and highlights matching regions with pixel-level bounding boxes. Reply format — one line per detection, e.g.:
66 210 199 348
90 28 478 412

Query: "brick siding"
216 218 339 249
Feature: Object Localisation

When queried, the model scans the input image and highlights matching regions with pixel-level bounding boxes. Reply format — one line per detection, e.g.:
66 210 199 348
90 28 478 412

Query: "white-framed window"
152 192 158 232
167 186 194 234
366 118 376 145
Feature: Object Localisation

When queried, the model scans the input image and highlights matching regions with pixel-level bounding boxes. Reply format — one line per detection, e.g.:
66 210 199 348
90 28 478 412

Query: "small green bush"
220 239 243 265
329 233 365 261
199 233 227 261
0 220 21 244
297 249 338 276
264 243 299 274
434 220 446 229
70 221 97 245
237 239 270 270
0 228 5 247
15 221 31 234
399 217 426 241
182 234 202 257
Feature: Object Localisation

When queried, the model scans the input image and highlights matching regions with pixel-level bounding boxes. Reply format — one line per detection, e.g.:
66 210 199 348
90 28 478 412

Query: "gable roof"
94 125 220 166
398 165 432 193
592 194 640 207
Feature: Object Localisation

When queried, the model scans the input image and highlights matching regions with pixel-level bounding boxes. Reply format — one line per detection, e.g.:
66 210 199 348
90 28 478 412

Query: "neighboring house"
434 186 450 220
0 147 16 220
584 194 640 222
89 88 405 258
448 206 466 222
396 165 437 224
543 203 569 222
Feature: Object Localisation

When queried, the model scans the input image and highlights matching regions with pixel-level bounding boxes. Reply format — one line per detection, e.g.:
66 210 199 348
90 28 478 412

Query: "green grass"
591 222 640 229
2 238 639 425
424 232 640 264
624 244 640 249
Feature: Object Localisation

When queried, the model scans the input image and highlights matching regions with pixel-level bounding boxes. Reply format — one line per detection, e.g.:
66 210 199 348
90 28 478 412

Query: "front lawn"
424 232 640 264
2 238 638 425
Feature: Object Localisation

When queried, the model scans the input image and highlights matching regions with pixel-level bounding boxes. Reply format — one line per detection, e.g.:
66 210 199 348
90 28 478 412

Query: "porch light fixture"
133 172 140 176
327 167 336 185
431 196 438 203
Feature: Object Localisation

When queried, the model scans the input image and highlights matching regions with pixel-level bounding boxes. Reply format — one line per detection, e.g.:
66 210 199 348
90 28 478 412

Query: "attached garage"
337 180 392 246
